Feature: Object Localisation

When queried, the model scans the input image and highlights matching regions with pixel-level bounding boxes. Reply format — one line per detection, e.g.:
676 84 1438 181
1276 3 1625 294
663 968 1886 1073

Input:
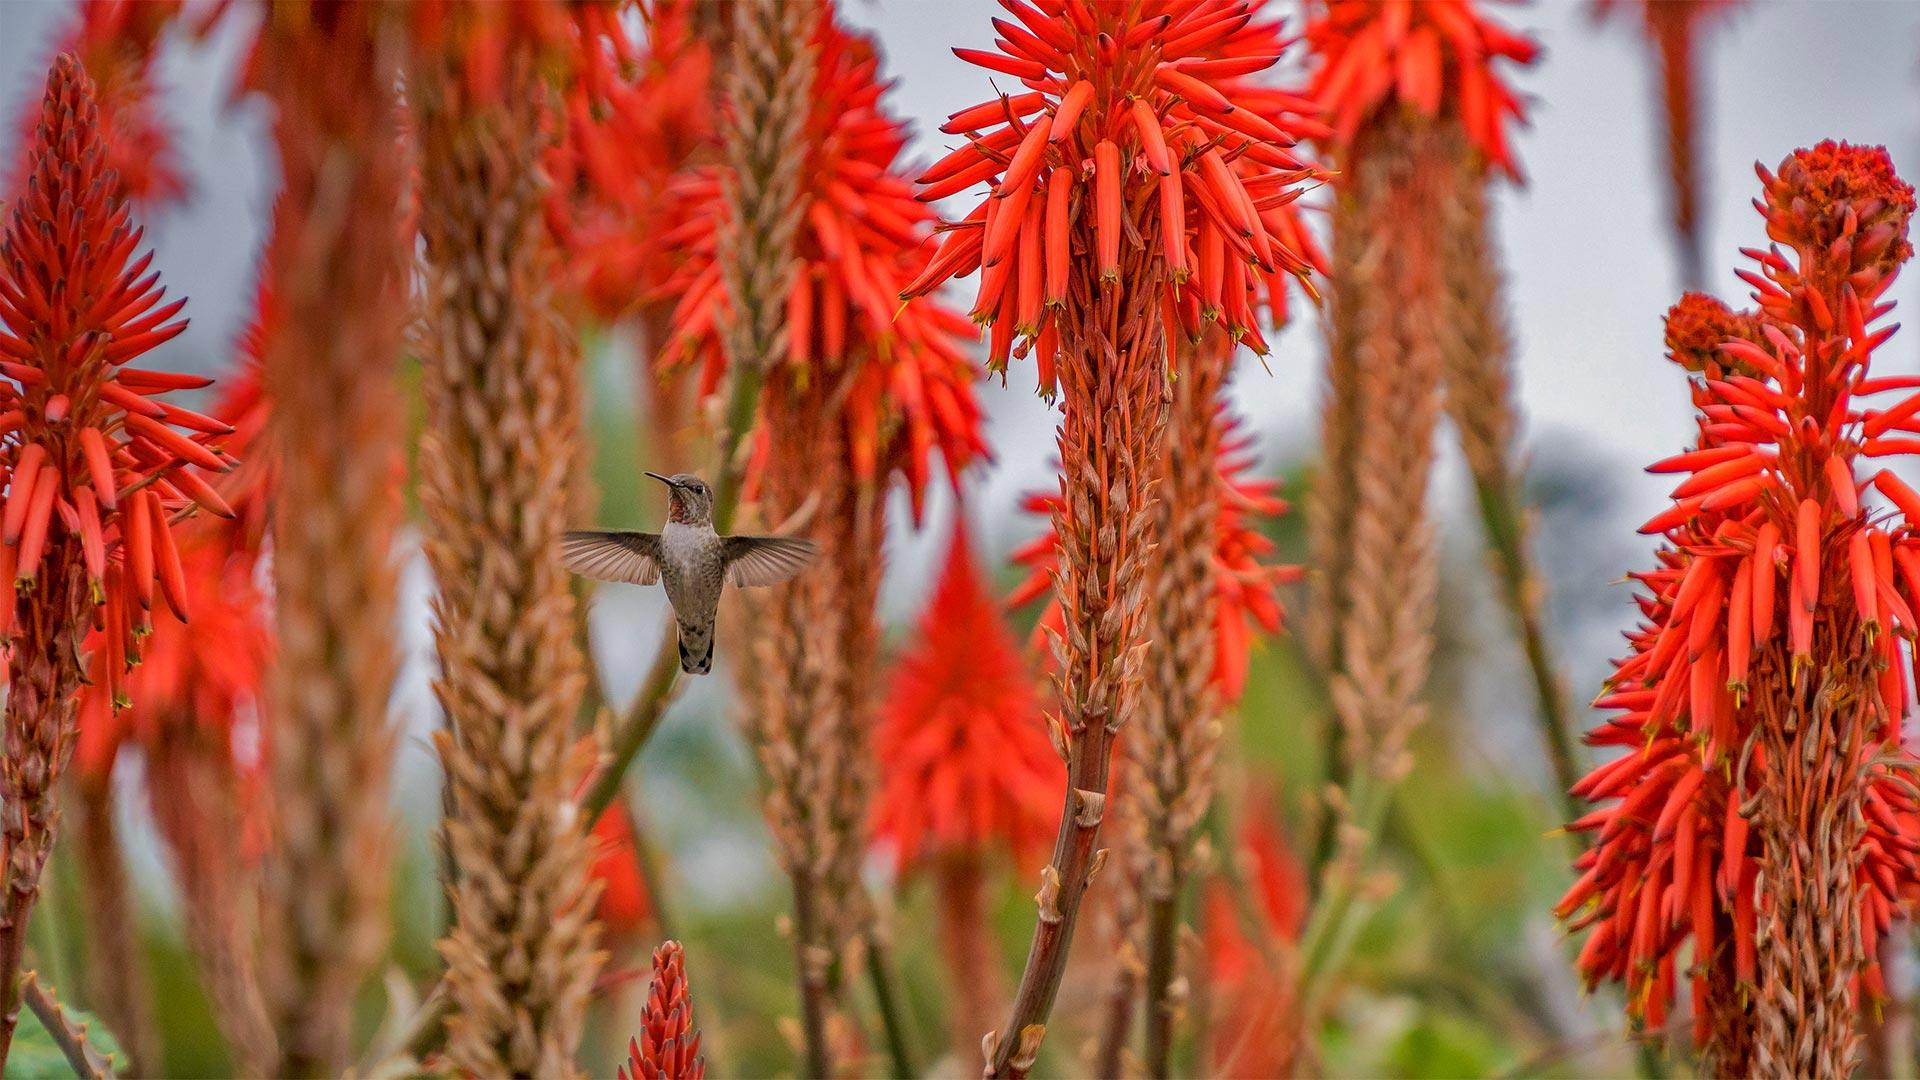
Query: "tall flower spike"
618 941 704 1080
0 54 232 1069
676 0 833 1073
909 8 1321 1070
1562 144 1920 1076
700 11 979 1076
411 7 615 1074
1297 13 1569 1055
1595 0 1742 287
241 6 409 1073
869 516 1056 1061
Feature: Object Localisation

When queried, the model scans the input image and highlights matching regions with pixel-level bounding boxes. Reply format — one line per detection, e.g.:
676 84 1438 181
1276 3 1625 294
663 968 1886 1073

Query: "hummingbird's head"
648 472 714 525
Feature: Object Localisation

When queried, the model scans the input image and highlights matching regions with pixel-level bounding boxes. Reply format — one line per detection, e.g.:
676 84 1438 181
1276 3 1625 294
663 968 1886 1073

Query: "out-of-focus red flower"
1562 144 1920 1040
1303 0 1538 180
591 805 655 938
901 0 1325 385
547 0 718 319
1593 0 1741 283
618 940 704 1080
405 0 635 108
1203 786 1306 1079
659 9 985 517
1009 414 1296 701
9 1 186 210
869 518 1058 873
2 54 238 702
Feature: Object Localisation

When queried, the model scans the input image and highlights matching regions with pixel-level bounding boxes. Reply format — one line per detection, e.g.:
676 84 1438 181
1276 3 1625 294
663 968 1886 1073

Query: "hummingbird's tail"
677 620 714 675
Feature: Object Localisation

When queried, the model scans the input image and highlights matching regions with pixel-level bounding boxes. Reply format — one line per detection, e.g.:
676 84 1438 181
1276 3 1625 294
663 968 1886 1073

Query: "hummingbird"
562 471 818 675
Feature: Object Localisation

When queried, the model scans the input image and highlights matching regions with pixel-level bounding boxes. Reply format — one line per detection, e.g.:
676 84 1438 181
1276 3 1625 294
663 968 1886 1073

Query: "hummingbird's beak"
644 471 678 489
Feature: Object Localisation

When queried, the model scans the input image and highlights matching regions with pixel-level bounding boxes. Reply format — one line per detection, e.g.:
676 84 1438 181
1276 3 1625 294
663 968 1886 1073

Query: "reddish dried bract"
869 519 1057 872
618 940 704 1080
1010 415 1294 701
659 9 985 516
1304 0 1537 179
1 55 235 693
903 0 1325 387
1564 145 1920 1051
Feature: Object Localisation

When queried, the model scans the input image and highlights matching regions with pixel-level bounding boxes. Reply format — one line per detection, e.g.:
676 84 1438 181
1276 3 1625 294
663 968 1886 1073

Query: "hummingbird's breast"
659 522 724 617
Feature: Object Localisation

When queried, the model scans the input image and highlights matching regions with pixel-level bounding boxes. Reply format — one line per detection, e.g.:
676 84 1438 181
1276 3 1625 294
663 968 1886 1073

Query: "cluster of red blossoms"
74 313 270 816
1009 415 1296 701
901 0 1326 390
656 8 985 515
545 0 717 320
1 56 238 704
869 519 1058 873
1561 143 1920 1035
1303 0 1537 177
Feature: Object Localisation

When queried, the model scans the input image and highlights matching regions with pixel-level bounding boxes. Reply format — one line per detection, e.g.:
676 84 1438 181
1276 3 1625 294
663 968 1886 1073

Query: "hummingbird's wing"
722 534 818 587
561 530 663 585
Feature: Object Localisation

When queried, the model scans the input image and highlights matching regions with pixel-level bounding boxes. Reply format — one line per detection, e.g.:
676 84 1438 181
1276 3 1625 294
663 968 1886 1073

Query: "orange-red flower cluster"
1202 787 1306 1079
404 0 635 108
1303 0 1537 179
1561 143 1920 1035
9 1 186 211
901 0 1325 390
1 55 237 703
659 9 985 514
1009 415 1295 701
73 326 270 784
869 519 1058 873
547 0 718 320
618 940 704 1080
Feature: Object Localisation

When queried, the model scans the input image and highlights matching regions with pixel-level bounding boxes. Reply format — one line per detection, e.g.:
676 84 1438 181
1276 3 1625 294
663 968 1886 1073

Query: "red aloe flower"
546 0 719 321
869 517 1056 1059
1304 0 1536 178
1562 144 1920 1072
902 0 1325 382
9 1 187 210
405 0 634 109
660 9 985 515
1203 786 1307 1079
1009 414 1296 703
590 805 656 942
0 53 235 1066
870 517 1057 872
618 940 705 1080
